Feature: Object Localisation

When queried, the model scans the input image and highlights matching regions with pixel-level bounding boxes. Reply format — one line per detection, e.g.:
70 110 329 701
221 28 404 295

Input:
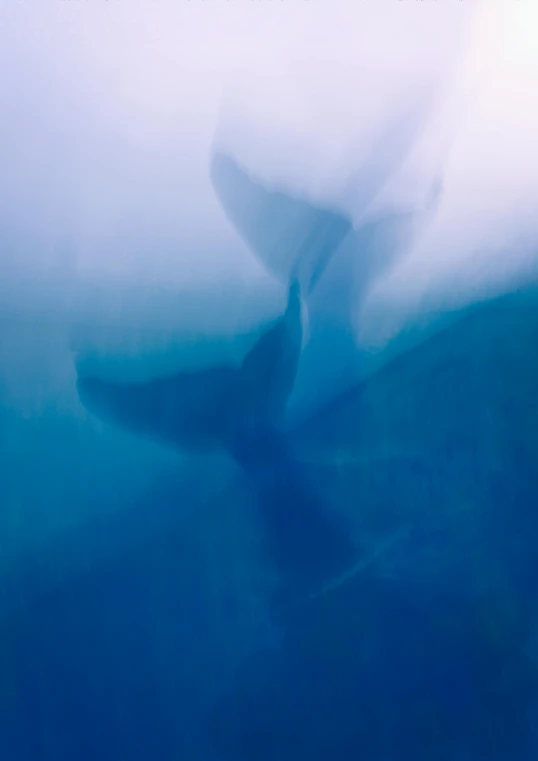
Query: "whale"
77 280 303 458
77 278 357 596
75 98 441 597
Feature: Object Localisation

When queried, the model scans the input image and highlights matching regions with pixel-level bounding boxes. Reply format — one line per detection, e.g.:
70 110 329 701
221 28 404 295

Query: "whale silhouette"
77 279 356 596
76 103 441 597
77 280 303 458
210 101 443 425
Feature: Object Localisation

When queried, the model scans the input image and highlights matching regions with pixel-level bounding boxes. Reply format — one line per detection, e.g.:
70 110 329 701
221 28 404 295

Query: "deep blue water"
1 286 538 760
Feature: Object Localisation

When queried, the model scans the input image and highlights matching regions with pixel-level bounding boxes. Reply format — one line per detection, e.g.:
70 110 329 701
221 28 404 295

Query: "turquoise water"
1 284 538 759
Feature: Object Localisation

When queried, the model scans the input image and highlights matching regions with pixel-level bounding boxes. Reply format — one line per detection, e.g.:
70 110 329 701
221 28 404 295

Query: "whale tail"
227 280 357 601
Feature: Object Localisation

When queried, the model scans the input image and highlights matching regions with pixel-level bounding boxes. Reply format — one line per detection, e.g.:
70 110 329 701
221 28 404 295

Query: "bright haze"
2 0 536 298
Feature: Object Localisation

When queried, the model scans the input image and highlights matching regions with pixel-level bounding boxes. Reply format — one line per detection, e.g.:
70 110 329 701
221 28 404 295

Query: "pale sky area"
1 0 537 339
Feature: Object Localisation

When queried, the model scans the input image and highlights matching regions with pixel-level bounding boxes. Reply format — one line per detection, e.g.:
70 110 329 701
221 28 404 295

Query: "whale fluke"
210 153 352 296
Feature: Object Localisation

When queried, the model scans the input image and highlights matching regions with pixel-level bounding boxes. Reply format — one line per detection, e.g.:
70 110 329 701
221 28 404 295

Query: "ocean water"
1 281 538 760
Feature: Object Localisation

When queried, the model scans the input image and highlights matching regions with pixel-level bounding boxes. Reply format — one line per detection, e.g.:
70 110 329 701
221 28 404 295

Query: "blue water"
1 286 538 760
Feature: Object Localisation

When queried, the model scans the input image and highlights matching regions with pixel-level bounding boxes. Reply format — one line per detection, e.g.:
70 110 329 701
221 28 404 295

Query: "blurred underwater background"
2 1 538 760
